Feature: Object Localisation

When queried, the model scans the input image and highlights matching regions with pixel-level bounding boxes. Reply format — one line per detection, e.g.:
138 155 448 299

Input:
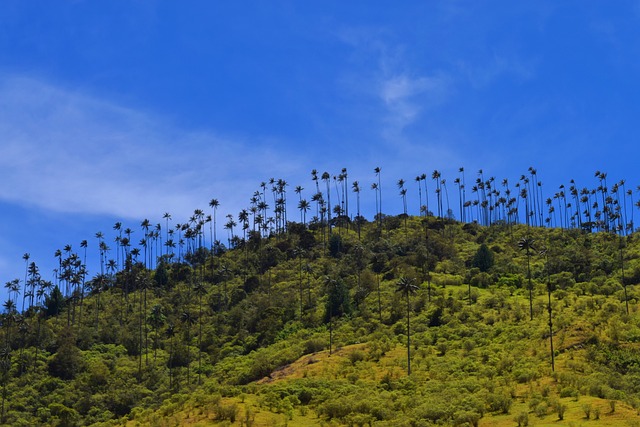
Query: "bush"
534 402 548 418
214 402 238 422
303 338 325 354
470 272 494 288
485 392 512 414
348 349 367 365
514 411 529 427
582 403 592 419
453 410 481 427
555 402 567 420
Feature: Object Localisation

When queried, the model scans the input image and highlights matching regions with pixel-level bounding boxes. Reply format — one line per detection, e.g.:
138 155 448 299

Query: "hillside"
3 213 640 426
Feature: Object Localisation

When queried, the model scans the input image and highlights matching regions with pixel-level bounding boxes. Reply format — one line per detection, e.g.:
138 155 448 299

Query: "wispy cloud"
378 73 447 135
460 53 536 89
335 26 450 141
0 75 303 221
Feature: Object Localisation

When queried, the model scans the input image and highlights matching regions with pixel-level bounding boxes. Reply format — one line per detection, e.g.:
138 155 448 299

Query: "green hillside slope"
3 215 640 426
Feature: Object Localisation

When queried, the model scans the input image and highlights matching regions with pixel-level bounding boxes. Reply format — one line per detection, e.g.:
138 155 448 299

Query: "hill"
2 213 640 426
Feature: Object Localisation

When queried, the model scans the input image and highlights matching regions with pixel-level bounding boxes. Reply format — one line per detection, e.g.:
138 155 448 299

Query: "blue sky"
2 1 640 301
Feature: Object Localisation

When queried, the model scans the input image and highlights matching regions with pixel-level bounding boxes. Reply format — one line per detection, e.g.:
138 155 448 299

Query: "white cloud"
335 28 450 140
0 75 302 221
460 53 536 90
379 74 446 132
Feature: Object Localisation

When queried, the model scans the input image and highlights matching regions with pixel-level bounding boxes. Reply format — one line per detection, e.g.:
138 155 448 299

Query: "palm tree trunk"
406 292 411 375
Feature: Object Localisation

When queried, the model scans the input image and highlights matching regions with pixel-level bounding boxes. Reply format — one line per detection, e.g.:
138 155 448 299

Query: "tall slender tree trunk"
406 291 411 375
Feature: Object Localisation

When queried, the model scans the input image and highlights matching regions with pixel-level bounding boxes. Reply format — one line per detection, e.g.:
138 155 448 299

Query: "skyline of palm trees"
2 165 639 314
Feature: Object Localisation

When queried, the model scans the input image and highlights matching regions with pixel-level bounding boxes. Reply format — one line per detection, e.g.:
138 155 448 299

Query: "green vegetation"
2 168 640 426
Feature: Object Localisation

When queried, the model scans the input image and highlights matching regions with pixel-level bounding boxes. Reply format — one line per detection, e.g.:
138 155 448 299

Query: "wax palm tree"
341 168 349 218
325 277 337 356
26 262 40 312
396 276 418 375
539 246 555 371
162 213 172 256
311 170 321 218
518 237 536 320
352 181 361 239
441 178 451 220
218 264 231 307
398 179 408 231
322 172 332 231
224 214 236 248
416 176 424 217
375 167 382 231
147 304 165 364
2 300 16 349
181 310 195 386
166 323 176 390
294 248 305 318
78 240 88 324
371 182 380 234
209 199 219 249
4 280 19 310
298 199 310 226
459 167 467 222
619 235 630 315
0 346 10 424
21 253 30 313
113 222 122 270
295 185 303 204
194 281 207 384
432 170 442 218
398 179 407 214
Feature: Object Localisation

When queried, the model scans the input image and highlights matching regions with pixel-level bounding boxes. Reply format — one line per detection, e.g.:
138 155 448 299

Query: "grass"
124 282 640 426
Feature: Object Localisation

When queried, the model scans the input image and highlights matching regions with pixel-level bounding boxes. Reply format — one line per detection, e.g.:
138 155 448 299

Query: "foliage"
2 204 640 425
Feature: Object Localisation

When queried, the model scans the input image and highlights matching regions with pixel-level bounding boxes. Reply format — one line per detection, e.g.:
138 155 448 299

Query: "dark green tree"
472 244 494 272
44 285 65 317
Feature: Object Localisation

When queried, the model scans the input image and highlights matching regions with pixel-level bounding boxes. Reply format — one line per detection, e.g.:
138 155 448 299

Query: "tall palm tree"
295 185 303 203
166 323 176 390
311 170 321 219
147 304 165 364
209 199 219 251
458 167 467 222
0 346 10 424
325 277 337 356
218 264 231 308
371 182 380 234
540 246 555 372
194 282 207 384
298 199 310 226
295 248 305 318
375 167 382 231
352 181 361 239
322 172 332 232
4 280 19 310
113 222 122 270
224 214 237 248
78 240 88 324
397 179 407 215
619 235 630 315
398 179 408 231
518 237 536 320
396 276 418 375
21 253 30 313
415 176 423 217
181 310 195 386
341 168 349 218
432 170 442 218
163 213 172 256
